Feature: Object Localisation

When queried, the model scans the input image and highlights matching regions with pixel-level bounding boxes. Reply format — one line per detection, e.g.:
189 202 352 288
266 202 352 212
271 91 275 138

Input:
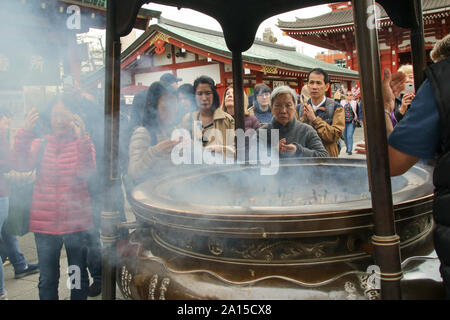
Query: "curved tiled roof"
277 0 450 30
123 17 358 79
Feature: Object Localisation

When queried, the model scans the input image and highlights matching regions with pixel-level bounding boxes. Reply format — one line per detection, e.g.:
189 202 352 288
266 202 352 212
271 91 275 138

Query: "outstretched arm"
356 69 419 176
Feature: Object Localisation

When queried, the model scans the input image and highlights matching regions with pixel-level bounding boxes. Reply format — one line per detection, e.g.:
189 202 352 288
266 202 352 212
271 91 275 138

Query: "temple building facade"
277 0 450 72
117 17 359 101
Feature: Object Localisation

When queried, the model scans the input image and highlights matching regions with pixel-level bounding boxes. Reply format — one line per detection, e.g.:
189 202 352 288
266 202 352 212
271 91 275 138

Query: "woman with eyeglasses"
251 83 273 124
180 75 235 157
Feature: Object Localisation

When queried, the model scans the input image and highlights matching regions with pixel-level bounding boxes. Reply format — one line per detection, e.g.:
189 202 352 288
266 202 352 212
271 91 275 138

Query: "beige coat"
180 108 235 156
128 126 173 181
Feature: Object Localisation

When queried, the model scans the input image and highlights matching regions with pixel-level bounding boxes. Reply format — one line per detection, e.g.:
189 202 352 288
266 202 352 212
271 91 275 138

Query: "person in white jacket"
128 81 180 183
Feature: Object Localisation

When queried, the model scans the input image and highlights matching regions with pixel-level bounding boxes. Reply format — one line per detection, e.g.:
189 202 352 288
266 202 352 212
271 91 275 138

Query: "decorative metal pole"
102 0 122 300
409 0 426 89
232 51 245 161
232 51 245 132
352 0 403 299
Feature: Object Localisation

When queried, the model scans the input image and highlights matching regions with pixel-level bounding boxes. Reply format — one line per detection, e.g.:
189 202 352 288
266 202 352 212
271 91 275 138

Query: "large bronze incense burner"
99 0 432 299
117 158 437 300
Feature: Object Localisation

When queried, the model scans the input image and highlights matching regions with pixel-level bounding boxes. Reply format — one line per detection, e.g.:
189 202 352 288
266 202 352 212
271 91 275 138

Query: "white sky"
87 4 332 58
141 3 332 57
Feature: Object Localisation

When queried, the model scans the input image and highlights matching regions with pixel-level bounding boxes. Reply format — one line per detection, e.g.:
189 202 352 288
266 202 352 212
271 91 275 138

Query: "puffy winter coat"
12 129 96 234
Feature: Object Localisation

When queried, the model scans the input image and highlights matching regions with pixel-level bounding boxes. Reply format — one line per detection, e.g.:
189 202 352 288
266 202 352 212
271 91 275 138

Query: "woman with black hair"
127 81 180 183
179 75 235 156
177 83 197 122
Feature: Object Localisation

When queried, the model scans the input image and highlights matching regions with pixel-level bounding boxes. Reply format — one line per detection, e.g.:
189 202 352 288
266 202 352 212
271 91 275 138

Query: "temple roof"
122 17 358 79
277 0 450 31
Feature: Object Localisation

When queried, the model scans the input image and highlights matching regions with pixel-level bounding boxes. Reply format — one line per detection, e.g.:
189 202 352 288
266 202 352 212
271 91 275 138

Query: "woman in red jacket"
12 95 96 300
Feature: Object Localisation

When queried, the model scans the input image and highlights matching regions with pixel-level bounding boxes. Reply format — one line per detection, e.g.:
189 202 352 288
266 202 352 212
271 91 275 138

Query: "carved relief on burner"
344 281 357 300
398 215 433 241
145 274 171 300
208 238 225 256
159 277 171 300
148 274 158 300
156 231 353 262
358 274 380 300
230 238 341 261
119 265 133 299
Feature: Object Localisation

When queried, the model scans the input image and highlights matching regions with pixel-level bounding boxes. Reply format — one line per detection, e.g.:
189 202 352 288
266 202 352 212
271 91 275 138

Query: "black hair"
177 83 197 114
177 83 194 96
128 88 147 133
254 83 271 96
307 68 330 84
34 93 84 137
193 75 220 111
142 81 176 132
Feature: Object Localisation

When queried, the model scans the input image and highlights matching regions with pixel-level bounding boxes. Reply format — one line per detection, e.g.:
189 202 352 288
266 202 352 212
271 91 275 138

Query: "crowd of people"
0 68 353 300
0 29 449 299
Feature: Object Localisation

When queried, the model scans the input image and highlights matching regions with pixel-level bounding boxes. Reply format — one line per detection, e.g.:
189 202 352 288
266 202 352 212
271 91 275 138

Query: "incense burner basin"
117 158 438 300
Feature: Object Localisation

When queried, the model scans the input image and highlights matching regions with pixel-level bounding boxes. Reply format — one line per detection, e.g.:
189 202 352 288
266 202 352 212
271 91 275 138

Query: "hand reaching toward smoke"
279 138 297 155
154 137 183 156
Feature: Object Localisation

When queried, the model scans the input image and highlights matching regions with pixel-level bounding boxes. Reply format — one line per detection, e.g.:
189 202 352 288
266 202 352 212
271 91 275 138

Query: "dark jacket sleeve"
251 115 261 130
296 128 329 157
393 97 404 122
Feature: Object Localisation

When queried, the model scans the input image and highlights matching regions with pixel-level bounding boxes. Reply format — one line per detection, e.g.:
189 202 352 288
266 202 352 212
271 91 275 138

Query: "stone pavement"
3 127 366 300
338 125 366 159
3 212 136 300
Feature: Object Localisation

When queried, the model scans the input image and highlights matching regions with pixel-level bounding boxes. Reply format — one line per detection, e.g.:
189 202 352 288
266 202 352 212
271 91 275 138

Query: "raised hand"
302 104 316 123
72 114 86 138
355 142 367 155
24 108 39 131
400 93 415 115
204 144 223 154
384 69 406 112
154 137 182 156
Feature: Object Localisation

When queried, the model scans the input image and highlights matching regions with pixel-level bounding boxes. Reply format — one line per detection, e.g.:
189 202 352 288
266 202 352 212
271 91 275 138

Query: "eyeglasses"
196 91 213 97
257 92 270 97
272 104 294 110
